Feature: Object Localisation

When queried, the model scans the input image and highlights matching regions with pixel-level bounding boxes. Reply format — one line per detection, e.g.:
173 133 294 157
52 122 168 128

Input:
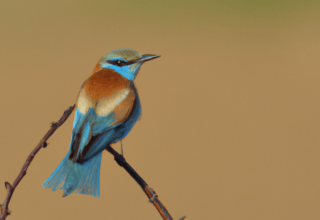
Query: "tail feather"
42 152 102 197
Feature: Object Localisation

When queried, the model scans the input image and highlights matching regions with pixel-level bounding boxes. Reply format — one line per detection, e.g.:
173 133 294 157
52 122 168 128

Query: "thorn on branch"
51 122 59 127
0 203 10 216
42 142 48 148
4 182 11 191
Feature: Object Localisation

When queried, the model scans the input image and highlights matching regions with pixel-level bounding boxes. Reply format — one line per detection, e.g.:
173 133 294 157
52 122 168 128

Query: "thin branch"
0 104 185 220
105 146 186 220
0 105 75 220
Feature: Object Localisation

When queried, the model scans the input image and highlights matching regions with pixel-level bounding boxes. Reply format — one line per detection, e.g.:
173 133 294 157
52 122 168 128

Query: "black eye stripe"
106 59 136 67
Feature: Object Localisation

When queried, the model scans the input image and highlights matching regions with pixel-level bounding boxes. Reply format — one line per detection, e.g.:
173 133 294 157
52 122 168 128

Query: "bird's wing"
112 86 142 142
69 69 137 163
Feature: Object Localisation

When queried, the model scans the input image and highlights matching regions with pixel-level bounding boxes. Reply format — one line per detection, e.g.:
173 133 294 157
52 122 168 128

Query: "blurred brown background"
0 0 320 219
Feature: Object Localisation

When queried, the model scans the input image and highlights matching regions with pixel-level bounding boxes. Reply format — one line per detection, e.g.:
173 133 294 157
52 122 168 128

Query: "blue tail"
42 152 102 197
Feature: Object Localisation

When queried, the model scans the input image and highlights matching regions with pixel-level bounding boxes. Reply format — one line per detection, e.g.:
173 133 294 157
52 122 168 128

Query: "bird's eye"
106 59 128 66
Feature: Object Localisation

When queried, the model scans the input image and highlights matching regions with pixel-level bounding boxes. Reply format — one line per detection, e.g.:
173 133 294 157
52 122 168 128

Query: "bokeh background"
0 0 320 219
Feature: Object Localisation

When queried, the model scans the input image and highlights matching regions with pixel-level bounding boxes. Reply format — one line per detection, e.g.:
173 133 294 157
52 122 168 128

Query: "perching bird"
42 48 160 197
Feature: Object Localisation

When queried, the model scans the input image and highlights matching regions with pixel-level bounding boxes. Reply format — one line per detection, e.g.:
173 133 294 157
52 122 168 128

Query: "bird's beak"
135 54 160 63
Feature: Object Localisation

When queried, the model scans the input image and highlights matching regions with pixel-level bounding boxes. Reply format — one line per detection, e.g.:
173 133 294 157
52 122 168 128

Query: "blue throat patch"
100 62 141 81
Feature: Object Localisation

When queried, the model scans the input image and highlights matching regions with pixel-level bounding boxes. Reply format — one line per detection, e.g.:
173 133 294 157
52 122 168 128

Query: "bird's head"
99 48 160 80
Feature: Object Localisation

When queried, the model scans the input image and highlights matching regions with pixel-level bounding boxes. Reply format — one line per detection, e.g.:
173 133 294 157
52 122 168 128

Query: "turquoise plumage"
42 49 159 197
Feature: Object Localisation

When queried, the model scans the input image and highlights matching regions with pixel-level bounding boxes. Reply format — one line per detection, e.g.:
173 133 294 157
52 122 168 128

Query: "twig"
0 105 75 220
105 146 186 220
0 104 185 220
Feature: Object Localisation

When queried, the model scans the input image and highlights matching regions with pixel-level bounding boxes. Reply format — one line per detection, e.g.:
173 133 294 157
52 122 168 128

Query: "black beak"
135 54 161 63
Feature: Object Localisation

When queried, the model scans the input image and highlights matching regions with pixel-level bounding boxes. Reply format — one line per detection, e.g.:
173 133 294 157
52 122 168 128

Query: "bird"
42 48 160 197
